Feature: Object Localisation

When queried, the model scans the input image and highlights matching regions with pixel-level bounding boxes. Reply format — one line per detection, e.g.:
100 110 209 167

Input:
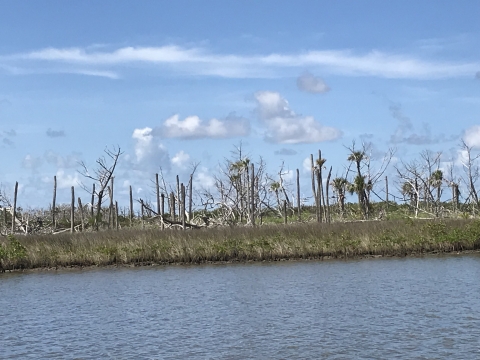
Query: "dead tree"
78 146 123 230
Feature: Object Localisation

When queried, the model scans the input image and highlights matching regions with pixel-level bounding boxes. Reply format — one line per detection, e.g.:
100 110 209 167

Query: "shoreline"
2 219 480 273
3 246 480 274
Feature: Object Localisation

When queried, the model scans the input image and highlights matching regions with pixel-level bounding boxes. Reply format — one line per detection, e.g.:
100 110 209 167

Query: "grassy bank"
1 219 480 271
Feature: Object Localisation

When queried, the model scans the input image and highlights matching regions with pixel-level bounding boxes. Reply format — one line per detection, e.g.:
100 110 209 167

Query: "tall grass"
1 219 480 271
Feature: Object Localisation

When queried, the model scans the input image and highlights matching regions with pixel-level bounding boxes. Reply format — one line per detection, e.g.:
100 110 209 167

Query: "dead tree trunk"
156 173 161 216
90 184 95 220
129 185 133 227
310 154 318 221
170 192 176 222
12 182 18 234
115 201 119 230
70 186 75 233
181 183 186 230
161 193 165 230
385 176 389 216
52 176 57 231
296 168 301 221
78 197 84 231
188 174 193 222
251 163 255 226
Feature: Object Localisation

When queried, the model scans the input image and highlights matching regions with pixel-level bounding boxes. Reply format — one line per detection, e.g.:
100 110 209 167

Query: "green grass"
2 219 480 271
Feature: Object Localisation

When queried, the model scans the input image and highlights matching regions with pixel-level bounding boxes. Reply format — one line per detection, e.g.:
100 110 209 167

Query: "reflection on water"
1 254 480 359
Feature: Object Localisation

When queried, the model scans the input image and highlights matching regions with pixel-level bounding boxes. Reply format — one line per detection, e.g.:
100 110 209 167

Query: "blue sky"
1 0 480 208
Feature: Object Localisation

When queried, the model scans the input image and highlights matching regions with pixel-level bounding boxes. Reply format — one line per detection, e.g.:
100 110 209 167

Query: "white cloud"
171 150 190 168
132 127 170 167
22 154 43 170
194 168 216 189
463 125 480 148
254 91 341 144
3 45 479 79
303 156 312 173
155 114 249 139
297 72 330 93
55 169 81 189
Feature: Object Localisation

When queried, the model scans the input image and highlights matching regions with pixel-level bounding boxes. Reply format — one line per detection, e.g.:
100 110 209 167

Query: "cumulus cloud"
154 113 250 139
254 91 341 144
193 167 216 190
274 148 298 156
302 156 312 173
171 150 190 169
46 128 66 137
463 125 480 148
389 104 457 145
131 127 170 169
55 169 81 189
297 72 330 93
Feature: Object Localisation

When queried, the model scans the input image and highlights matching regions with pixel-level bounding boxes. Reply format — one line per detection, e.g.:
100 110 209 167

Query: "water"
1 254 480 359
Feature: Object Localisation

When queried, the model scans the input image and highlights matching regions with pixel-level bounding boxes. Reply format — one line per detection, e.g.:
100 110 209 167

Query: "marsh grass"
1 219 480 271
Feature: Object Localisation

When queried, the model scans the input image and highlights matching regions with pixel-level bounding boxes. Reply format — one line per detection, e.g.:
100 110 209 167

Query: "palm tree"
347 150 369 218
347 151 365 176
269 181 282 209
430 169 443 204
331 177 348 217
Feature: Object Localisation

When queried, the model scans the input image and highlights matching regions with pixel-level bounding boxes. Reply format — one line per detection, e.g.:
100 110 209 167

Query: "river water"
1 254 480 359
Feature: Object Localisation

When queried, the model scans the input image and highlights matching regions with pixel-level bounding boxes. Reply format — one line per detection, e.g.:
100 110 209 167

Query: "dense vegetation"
2 218 480 272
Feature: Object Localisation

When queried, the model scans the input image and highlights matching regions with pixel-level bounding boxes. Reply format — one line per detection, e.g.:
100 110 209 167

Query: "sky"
1 0 480 209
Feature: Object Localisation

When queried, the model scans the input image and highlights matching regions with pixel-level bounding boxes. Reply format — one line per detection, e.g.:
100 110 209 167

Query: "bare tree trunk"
156 173 161 216
385 176 389 216
296 168 301 221
283 200 287 225
181 183 186 230
326 166 332 223
78 197 84 232
108 178 114 229
52 176 57 231
319 150 326 222
176 175 181 221
310 154 318 221
140 199 145 229
251 163 255 226
70 186 75 233
316 161 323 223
188 174 193 222
170 192 176 222
91 184 95 220
129 185 133 227
161 193 165 230
115 201 119 230
12 182 18 234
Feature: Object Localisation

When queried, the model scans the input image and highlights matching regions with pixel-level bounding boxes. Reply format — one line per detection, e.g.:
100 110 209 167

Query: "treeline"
1 139 479 236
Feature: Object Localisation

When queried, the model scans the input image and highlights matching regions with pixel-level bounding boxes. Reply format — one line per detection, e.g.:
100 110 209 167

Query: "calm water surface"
1 254 480 359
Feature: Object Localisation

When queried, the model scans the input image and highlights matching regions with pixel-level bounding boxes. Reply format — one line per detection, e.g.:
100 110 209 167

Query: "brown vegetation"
2 219 480 272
